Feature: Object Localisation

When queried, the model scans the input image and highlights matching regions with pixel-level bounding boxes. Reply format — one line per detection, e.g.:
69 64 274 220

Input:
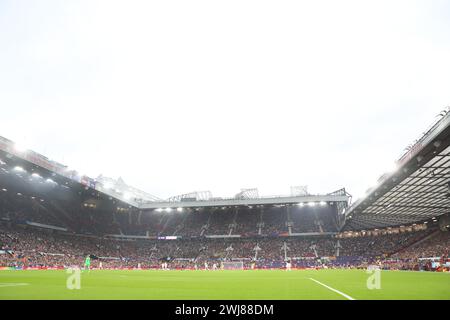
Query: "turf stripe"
309 278 355 300
0 283 29 288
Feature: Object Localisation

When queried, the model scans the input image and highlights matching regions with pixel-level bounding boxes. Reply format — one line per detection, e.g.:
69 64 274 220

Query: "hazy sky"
1 0 449 201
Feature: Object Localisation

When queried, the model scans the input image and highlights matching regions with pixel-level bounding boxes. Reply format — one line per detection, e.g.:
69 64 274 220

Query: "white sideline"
0 283 29 288
309 278 355 300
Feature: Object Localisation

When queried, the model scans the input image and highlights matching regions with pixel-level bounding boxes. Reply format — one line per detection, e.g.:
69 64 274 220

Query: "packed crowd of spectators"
338 230 432 258
0 192 64 227
232 207 260 236
290 211 317 233
1 169 448 271
1 222 448 271
392 231 450 260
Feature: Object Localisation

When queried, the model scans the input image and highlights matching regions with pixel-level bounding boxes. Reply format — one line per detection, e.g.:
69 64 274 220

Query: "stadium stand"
1 110 449 272
1 220 448 271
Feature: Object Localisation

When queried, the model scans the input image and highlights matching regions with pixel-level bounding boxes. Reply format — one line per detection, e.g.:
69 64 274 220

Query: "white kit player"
286 260 292 271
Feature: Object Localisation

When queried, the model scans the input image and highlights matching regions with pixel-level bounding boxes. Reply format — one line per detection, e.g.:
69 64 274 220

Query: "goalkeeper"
84 255 91 272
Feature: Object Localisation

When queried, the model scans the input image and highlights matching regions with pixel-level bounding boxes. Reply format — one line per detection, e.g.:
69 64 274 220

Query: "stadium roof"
343 108 450 230
0 136 351 210
4 108 449 219
139 192 350 210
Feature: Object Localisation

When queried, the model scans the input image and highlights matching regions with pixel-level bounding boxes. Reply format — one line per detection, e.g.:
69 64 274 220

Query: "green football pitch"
0 269 449 300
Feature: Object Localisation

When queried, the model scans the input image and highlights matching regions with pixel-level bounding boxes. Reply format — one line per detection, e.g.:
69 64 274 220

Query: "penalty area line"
309 278 355 300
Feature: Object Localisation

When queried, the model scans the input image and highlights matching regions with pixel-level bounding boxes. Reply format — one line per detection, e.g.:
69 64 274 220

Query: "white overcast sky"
1 0 450 200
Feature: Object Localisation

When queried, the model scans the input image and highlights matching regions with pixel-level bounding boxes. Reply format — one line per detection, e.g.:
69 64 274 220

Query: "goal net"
222 261 244 270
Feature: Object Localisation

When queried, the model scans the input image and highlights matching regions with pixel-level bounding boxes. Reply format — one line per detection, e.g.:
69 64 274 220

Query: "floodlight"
389 162 400 174
177 207 183 212
14 143 27 152
31 173 42 179
319 201 327 206
123 192 132 200
46 178 55 183
14 166 25 172
165 208 172 213
297 203 304 207
156 208 163 212
308 202 316 207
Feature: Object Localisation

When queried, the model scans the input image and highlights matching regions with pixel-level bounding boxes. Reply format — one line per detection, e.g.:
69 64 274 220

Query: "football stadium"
0 110 449 300
2 1 450 307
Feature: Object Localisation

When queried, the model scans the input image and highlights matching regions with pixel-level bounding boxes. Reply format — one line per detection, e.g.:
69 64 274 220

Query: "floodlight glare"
308 202 316 207
14 166 25 172
46 178 55 183
123 192 132 200
177 207 183 212
156 208 163 212
389 162 399 174
14 143 27 152
297 202 304 207
320 201 327 206
104 183 113 189
165 208 172 213
31 173 42 179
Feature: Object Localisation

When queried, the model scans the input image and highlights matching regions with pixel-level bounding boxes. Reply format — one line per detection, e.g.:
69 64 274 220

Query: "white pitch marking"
0 283 30 288
309 278 355 300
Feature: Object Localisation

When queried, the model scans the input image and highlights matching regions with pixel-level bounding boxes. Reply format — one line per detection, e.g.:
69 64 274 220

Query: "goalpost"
222 261 244 270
